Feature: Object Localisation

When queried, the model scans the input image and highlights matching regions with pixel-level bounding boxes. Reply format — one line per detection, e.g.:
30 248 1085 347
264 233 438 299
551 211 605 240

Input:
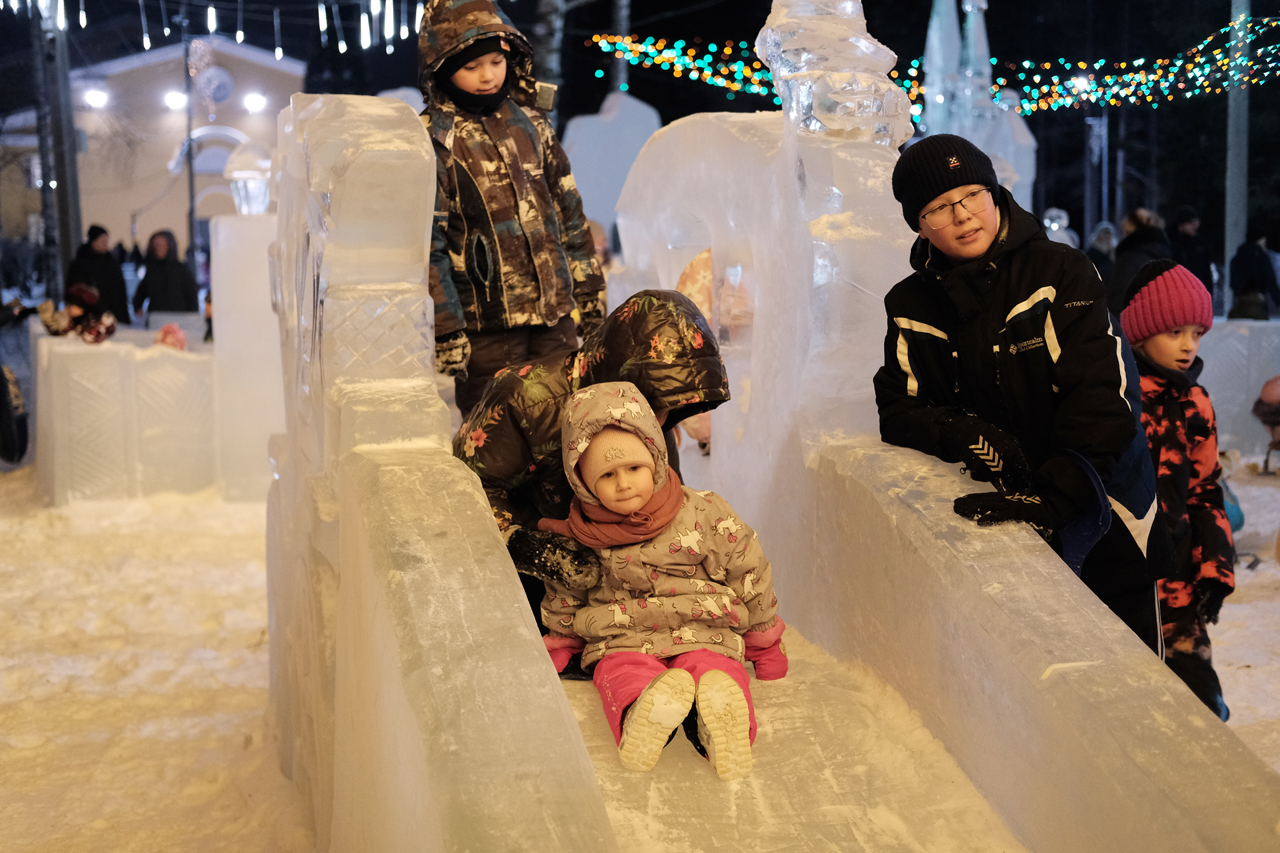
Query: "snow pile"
0 469 310 852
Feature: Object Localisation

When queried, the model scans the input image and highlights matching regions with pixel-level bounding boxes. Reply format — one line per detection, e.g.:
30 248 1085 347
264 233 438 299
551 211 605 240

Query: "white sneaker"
618 668 696 772
695 669 753 781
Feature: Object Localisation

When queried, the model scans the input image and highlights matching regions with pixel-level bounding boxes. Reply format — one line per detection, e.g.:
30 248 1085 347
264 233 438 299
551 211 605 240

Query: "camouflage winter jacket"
418 0 603 336
1137 354 1235 597
453 290 730 531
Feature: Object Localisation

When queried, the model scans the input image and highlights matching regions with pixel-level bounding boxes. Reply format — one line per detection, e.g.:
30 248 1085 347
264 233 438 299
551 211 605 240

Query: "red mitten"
543 634 585 673
743 618 788 680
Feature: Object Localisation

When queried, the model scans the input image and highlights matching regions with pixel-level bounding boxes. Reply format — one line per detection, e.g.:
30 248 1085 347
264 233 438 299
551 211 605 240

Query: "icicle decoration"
332 2 347 53
235 0 243 42
318 2 328 47
399 0 407 39
138 0 151 48
383 0 393 51
56 0 66 29
274 7 282 59
206 4 216 33
414 0 422 33
78 0 84 27
359 10 370 50
159 0 170 35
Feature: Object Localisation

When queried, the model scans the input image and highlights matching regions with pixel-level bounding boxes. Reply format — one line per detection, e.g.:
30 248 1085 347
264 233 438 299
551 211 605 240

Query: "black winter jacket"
1104 226 1172 316
66 244 131 324
874 190 1158 589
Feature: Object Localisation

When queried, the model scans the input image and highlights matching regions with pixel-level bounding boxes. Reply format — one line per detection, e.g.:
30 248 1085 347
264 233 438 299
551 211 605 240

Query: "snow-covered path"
1216 469 1280 775
0 469 311 853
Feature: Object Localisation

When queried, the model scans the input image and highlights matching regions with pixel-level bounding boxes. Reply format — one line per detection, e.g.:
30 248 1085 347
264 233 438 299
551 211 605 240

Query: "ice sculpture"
611 1 1280 849
755 0 912 146
266 94 615 851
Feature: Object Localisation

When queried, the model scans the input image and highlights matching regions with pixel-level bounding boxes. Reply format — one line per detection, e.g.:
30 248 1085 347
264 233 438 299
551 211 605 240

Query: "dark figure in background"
1167 205 1215 293
133 230 199 324
1227 221 1280 320
66 224 131 325
1105 209 1171 317
1086 221 1118 280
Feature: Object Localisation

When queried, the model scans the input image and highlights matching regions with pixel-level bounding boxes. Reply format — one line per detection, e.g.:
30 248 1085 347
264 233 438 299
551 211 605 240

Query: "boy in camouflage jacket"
419 0 605 416
539 382 787 781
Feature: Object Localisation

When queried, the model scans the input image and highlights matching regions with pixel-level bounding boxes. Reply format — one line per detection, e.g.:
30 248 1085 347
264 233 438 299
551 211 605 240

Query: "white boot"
618 668 696 772
694 669 753 781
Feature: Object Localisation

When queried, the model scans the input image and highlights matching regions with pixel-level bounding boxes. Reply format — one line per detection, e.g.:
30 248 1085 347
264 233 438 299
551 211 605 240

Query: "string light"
414 1 423 34
318 2 327 47
206 4 216 34
359 10 370 50
273 7 282 59
235 0 243 42
55 0 65 30
138 0 150 49
159 0 169 36
78 0 84 27
383 0 394 52
332 2 347 53
589 35 779 104
399 0 408 40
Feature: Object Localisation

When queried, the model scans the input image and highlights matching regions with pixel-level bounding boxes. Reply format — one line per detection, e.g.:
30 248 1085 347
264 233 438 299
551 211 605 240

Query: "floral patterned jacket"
1137 354 1235 599
453 290 730 531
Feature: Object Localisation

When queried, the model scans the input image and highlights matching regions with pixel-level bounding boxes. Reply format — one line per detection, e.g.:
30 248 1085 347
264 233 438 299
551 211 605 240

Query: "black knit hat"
1120 258 1179 310
435 35 509 82
86 224 107 243
892 135 1000 231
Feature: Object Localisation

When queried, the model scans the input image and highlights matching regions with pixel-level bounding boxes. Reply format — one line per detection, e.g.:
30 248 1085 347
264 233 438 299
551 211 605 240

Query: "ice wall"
266 94 616 851
613 2 1280 848
1198 320 1280 457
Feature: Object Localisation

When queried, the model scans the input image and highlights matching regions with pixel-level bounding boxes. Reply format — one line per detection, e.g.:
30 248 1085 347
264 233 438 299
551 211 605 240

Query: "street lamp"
84 89 108 108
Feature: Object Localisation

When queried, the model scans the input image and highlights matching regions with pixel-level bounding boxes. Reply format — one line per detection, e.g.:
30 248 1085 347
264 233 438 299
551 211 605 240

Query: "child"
1120 261 1235 719
538 382 786 780
875 134 1167 652
419 0 605 418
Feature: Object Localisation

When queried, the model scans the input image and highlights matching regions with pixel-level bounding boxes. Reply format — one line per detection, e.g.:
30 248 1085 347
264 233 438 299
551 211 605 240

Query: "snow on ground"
1216 465 1280 775
0 468 312 853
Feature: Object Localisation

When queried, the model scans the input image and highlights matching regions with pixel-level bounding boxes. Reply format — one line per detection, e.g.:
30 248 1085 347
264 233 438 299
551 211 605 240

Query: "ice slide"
263 9 1280 853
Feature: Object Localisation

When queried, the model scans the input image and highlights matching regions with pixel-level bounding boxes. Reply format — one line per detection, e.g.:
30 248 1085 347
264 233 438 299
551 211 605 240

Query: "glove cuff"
435 328 468 343
744 618 785 649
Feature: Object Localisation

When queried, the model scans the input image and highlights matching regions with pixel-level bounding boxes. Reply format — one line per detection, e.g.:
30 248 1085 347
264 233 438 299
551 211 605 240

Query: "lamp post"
179 2 197 274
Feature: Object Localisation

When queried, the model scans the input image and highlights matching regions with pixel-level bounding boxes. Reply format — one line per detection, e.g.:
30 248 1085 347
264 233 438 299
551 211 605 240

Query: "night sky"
3 0 1280 255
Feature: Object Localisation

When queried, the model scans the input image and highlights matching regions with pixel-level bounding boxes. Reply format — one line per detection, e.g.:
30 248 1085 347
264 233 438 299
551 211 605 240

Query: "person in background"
133 230 199 324
1120 261 1234 719
1166 205 1215 294
421 0 605 419
539 382 785 781
1086 221 1118 280
1105 208 1171 316
875 134 1168 654
66 224 131 325
1227 221 1280 320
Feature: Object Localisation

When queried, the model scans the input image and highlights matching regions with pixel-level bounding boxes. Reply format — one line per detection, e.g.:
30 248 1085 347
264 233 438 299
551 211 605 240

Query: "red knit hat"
1119 261 1213 343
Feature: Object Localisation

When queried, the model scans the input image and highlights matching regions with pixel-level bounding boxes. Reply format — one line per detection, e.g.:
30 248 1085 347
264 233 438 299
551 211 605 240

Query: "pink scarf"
539 468 684 549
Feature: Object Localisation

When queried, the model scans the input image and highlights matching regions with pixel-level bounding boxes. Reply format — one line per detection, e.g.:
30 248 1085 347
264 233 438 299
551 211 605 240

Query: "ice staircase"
264 69 1280 853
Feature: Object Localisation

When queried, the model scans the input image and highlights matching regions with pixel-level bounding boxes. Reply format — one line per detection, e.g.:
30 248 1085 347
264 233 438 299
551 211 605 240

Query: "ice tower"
921 0 1037 209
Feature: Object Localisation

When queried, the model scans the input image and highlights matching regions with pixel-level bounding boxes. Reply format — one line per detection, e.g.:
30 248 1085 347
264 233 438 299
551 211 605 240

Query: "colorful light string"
589 35 780 104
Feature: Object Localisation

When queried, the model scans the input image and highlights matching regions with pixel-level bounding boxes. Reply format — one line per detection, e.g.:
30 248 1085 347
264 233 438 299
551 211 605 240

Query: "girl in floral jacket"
539 382 786 780
1120 261 1235 720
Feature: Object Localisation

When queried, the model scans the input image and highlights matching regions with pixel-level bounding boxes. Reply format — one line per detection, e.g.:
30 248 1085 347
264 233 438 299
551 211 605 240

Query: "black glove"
574 295 605 341
953 489 1076 538
506 526 602 590
1196 578 1233 625
939 413 1034 494
434 329 471 380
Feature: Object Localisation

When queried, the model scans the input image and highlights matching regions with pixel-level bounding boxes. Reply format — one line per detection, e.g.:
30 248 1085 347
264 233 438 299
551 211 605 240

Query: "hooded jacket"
134 232 199 314
66 243 130 324
1136 354 1235 592
418 0 603 336
540 381 778 669
874 189 1159 593
454 289 729 530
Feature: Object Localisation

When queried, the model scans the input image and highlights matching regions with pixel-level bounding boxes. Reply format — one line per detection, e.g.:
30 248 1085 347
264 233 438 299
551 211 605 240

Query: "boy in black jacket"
873 135 1167 653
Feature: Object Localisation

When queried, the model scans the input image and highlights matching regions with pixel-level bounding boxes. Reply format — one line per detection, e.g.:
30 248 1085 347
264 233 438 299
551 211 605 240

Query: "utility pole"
1224 0 1250 307
29 1 62 302
180 3 197 274
50 25 82 276
611 0 629 92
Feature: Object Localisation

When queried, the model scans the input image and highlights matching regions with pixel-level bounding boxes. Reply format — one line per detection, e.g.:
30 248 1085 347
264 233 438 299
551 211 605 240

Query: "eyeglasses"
919 188 992 229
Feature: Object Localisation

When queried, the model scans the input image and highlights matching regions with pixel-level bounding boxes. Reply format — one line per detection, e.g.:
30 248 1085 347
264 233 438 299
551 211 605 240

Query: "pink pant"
593 649 756 745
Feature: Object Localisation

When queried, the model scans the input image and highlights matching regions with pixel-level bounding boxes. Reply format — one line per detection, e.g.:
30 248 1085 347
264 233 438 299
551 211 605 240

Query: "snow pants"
1158 578 1229 720
593 649 756 745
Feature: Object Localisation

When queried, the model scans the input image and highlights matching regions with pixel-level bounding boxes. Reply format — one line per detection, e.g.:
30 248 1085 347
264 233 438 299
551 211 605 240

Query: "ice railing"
610 3 1280 843
265 94 614 852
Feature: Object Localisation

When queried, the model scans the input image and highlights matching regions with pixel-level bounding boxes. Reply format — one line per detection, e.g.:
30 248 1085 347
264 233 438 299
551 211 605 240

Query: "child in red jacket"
1120 261 1235 720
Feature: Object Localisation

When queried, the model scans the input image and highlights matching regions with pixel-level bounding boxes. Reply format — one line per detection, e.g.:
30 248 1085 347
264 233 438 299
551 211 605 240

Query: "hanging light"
159 0 170 36
235 0 243 42
274 7 282 59
318 3 328 47
138 0 151 48
399 0 407 39
84 89 108 108
77 0 84 27
207 4 216 33
332 3 347 53
383 0 393 51
359 10 370 50
414 0 423 33
165 91 188 110
56 0 66 30
244 92 267 113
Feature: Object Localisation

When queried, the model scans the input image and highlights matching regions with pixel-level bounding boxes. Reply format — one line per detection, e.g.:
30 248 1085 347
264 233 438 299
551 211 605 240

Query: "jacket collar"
1136 351 1202 391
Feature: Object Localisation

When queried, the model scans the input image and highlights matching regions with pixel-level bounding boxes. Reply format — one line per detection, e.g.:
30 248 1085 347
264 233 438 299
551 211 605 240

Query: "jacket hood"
908 186 1044 279
560 381 669 506
575 289 730 427
145 230 180 265
417 0 537 111
1116 225 1170 257
75 242 110 260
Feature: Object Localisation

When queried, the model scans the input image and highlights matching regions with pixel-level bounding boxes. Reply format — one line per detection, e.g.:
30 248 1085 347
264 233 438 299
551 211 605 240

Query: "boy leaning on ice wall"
874 134 1171 654
1119 261 1235 719
538 382 787 781
418 0 606 418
